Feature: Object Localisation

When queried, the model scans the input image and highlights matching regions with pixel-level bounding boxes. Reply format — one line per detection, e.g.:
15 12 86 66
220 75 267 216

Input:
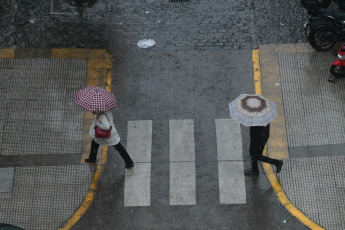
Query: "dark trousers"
89 139 133 165
250 140 279 171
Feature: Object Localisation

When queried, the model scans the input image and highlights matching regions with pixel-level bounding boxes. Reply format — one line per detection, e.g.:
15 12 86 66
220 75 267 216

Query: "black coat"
249 124 270 155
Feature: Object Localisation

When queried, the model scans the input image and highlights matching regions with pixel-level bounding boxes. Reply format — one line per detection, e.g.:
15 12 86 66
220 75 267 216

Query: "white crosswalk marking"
124 163 151 207
123 119 246 207
169 119 196 205
127 120 152 162
216 119 246 204
216 118 243 161
170 162 196 205
169 119 195 161
124 120 152 207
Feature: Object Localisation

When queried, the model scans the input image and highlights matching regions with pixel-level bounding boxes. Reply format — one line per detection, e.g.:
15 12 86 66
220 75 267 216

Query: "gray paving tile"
0 59 86 156
0 165 94 230
279 52 345 147
0 180 14 193
279 156 345 230
0 168 14 179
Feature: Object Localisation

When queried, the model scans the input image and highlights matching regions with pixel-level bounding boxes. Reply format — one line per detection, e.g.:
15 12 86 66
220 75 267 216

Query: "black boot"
85 140 99 164
125 163 134 169
275 160 283 173
85 157 96 163
246 155 259 176
244 169 259 176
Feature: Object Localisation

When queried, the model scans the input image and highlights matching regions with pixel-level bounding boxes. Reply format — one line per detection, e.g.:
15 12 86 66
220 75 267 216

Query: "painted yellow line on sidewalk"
59 49 112 230
252 49 325 230
0 49 15 58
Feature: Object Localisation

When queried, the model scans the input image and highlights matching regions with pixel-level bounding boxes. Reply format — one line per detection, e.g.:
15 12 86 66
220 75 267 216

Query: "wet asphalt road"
72 48 308 229
1 0 319 229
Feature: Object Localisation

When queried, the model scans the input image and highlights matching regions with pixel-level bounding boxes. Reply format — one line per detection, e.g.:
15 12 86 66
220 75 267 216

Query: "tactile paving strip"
0 165 94 230
0 58 87 155
279 156 345 230
278 52 345 147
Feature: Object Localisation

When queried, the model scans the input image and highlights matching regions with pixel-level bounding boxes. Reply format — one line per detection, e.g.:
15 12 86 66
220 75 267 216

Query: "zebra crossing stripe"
216 119 246 204
124 120 152 207
169 119 195 162
126 120 152 162
169 119 196 205
215 118 242 161
124 163 151 207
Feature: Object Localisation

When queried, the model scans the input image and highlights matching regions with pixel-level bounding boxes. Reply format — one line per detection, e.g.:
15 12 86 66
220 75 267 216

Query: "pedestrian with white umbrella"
74 86 134 169
229 94 283 176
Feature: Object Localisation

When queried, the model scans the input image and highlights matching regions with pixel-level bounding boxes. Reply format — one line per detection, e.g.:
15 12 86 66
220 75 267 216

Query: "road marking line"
0 49 15 58
127 120 152 163
124 163 151 207
124 120 152 207
169 162 196 205
216 118 246 204
252 49 325 230
216 119 242 161
169 119 195 162
169 119 196 205
218 161 246 204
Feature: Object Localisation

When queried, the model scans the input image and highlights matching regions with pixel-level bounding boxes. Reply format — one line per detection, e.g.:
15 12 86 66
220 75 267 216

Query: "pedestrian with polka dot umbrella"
229 94 283 176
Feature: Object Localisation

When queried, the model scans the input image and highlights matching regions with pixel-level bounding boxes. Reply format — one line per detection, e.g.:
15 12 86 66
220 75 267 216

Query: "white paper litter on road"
137 39 155 48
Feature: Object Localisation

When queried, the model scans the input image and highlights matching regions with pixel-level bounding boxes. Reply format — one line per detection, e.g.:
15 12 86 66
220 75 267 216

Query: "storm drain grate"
170 0 191 2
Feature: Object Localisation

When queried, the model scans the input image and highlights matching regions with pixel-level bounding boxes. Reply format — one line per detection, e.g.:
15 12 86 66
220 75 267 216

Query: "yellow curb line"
0 48 15 58
252 49 325 230
59 148 107 230
59 50 112 230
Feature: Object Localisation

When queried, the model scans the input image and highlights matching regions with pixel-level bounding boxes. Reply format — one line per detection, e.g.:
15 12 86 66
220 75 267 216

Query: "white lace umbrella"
229 94 277 127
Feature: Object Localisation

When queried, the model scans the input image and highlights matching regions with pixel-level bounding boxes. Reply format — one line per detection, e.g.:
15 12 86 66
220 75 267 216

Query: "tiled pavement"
261 43 345 230
0 49 109 230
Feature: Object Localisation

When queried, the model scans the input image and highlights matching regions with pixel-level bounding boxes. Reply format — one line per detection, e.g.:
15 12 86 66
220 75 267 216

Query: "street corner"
0 48 112 230
256 43 345 230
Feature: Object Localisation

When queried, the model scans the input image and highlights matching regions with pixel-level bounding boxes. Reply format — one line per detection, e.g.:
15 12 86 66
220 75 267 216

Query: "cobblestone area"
1 0 313 50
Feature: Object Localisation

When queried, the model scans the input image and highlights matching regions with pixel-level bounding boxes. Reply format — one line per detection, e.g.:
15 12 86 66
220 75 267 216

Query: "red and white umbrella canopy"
74 86 117 112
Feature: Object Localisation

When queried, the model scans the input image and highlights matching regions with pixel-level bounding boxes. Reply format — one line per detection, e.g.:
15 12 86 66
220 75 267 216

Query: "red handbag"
94 113 112 138
94 126 112 138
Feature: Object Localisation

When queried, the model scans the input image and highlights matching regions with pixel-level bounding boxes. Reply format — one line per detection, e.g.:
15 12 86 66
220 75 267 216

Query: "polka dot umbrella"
74 86 117 112
229 94 277 127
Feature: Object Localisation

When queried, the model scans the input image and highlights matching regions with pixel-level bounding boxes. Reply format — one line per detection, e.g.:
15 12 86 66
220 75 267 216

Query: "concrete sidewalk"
260 43 345 230
0 48 111 230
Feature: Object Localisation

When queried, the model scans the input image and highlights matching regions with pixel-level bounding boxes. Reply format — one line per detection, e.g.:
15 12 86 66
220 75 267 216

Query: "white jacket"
89 111 121 146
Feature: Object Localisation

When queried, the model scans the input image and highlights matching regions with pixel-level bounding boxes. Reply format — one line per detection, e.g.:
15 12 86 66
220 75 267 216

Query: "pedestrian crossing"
124 120 152 207
123 119 246 207
169 119 196 205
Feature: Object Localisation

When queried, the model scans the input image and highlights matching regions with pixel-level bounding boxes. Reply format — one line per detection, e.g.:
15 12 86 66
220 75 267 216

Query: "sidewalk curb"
252 49 325 230
57 49 112 230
